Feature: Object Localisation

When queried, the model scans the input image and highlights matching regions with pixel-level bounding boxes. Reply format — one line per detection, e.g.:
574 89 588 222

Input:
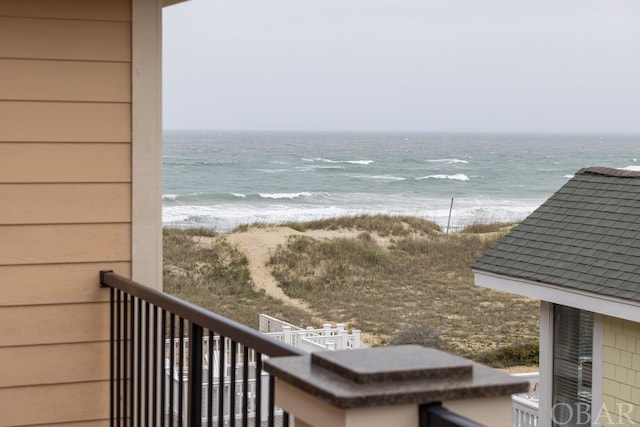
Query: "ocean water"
163 130 639 232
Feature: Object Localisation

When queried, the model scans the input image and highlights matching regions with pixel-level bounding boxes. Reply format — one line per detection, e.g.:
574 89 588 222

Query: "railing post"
353 329 361 349
265 345 529 427
188 323 203 426
283 325 292 345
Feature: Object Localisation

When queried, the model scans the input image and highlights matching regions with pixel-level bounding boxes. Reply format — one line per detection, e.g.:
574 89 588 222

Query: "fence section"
258 313 366 351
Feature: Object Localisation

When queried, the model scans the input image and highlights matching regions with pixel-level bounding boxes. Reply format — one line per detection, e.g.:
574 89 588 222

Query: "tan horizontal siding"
0 17 130 62
0 2 133 426
0 341 110 388
0 0 131 22
0 183 131 224
0 59 131 103
0 302 109 347
0 262 130 307
0 381 109 426
0 223 131 265
0 102 131 142
0 143 131 183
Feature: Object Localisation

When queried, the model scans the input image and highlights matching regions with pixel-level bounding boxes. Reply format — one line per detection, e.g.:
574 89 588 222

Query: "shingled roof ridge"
576 166 640 178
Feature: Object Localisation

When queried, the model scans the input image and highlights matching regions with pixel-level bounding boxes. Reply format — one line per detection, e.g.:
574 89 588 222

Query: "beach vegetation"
389 323 443 349
163 215 539 367
163 227 315 329
283 214 441 237
459 221 518 234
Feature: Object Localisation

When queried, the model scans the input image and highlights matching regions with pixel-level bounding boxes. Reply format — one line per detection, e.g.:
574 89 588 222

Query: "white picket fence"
258 313 367 352
511 372 539 427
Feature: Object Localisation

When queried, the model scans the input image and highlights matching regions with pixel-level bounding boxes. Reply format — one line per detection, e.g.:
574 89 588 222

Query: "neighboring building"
474 167 640 427
0 0 177 424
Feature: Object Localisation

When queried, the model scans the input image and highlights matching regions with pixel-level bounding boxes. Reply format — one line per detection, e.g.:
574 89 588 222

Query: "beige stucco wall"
600 316 640 425
0 0 133 425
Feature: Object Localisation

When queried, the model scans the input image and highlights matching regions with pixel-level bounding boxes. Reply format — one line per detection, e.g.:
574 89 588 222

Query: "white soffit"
473 270 640 323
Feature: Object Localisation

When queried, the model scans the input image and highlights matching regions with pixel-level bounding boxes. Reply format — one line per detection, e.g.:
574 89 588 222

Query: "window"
552 305 593 426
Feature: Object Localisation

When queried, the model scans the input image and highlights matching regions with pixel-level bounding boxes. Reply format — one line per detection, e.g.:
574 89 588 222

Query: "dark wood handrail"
100 270 306 358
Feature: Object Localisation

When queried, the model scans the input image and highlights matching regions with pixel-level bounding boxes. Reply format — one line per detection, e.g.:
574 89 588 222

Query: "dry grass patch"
163 227 315 329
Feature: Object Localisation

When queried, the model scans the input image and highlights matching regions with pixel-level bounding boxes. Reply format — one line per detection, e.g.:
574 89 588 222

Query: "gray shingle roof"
473 167 640 302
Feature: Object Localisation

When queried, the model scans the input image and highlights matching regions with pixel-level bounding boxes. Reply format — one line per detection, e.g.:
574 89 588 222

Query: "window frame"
539 303 603 427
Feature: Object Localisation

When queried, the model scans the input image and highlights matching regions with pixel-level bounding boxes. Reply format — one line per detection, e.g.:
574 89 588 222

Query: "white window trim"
592 314 603 427
539 301 553 427
539 303 603 427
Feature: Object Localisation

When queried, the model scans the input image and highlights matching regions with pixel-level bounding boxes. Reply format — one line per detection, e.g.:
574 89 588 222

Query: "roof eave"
163 0 190 7
473 269 640 323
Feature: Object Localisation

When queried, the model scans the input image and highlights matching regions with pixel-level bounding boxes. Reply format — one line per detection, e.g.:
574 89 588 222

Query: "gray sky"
163 0 640 133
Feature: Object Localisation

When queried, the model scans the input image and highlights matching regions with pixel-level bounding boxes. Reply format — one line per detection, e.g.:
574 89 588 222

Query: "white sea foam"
563 175 574 179
260 168 293 173
162 197 543 233
415 174 470 181
349 174 406 181
369 175 406 181
296 165 345 172
163 204 365 232
345 160 374 165
231 193 246 198
302 157 374 165
258 192 329 200
622 165 640 171
427 158 469 164
163 194 178 200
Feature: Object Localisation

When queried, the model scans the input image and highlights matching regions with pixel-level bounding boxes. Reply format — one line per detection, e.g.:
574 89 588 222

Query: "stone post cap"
264 345 528 409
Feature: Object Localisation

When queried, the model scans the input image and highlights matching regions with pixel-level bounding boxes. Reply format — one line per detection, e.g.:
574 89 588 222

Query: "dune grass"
163 227 315 329
163 215 539 366
269 216 539 362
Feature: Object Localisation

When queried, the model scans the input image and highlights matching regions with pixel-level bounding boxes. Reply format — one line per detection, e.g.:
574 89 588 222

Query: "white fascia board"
473 269 640 323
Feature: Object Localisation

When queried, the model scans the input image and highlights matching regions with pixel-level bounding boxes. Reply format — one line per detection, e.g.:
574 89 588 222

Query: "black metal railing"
100 271 306 427
419 403 484 427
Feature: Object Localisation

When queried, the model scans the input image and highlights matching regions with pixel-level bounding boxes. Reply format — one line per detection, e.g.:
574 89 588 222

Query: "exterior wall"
0 0 132 425
600 316 640 425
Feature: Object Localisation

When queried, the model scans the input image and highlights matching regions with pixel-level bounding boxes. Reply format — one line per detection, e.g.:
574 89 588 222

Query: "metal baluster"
153 305 159 427
145 301 151 425
218 336 225 427
169 314 175 427
179 318 185 427
189 323 204 426
137 298 143 427
255 355 262 427
161 310 167 427
123 293 129 426
242 346 249 427
230 341 237 427
268 376 275 427
208 331 214 427
109 287 115 427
